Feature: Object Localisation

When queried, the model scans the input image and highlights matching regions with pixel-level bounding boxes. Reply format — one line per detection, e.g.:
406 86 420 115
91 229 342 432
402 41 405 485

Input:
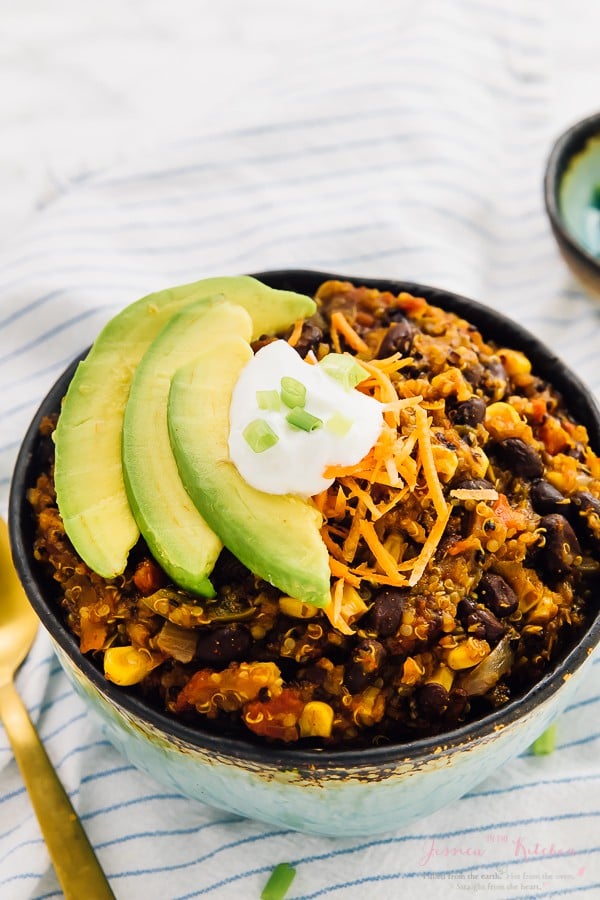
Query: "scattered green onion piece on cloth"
286 407 323 432
261 863 297 900
530 723 557 755
280 375 306 408
243 419 279 453
257 389 281 411
319 352 369 390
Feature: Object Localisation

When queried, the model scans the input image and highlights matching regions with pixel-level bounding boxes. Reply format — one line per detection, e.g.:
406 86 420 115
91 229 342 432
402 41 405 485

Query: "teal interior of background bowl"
559 135 600 258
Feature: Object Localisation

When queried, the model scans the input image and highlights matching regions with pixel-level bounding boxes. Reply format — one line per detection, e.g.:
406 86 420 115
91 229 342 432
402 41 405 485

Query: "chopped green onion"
243 419 279 453
280 376 306 409
325 411 353 436
261 863 296 900
319 352 369 390
286 407 323 432
256 389 281 411
530 723 556 755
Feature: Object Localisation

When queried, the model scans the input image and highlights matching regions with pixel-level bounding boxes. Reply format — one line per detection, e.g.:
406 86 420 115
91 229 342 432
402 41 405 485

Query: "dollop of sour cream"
228 340 383 497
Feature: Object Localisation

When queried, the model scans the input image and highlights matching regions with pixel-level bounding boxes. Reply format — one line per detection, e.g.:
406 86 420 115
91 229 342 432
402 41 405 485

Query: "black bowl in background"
544 111 600 296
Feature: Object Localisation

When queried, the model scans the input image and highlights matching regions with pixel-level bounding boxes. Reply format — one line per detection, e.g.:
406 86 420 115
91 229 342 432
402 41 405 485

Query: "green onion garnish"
325 411 353 436
261 863 297 900
256 389 281 411
243 419 279 453
530 724 556 756
319 352 369 390
286 407 323 432
280 376 306 409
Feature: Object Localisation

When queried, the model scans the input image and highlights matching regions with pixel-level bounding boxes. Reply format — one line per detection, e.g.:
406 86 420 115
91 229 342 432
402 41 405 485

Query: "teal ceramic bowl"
545 112 600 296
9 270 600 837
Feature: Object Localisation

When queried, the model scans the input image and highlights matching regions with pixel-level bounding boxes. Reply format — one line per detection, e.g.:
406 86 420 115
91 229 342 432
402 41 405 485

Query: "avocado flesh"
54 276 316 579
168 337 332 607
123 299 253 595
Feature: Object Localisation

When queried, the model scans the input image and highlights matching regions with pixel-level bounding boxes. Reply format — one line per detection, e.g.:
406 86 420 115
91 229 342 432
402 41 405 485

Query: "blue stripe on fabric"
2 352 82 393
94 817 241 851
109 829 291 879
0 836 44 869
176 844 600 899
0 309 103 367
80 793 189 821
89 121 520 188
467 771 600 800
565 695 600 714
80 765 135 785
290 854 600 900
558 731 600 751
0 289 65 330
114 811 600 892
53 739 112 770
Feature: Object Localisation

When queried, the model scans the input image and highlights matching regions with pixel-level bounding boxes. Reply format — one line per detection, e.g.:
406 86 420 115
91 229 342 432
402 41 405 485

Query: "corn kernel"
401 656 425 685
299 701 334 738
527 594 559 625
104 646 159 685
446 638 490 670
468 446 489 480
484 402 523 439
279 596 319 619
432 444 459 482
499 348 531 377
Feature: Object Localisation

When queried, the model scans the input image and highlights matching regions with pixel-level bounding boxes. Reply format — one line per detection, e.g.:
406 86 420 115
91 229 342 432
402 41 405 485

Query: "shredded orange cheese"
414 405 448 518
287 318 305 347
450 488 499 502
312 343 454 606
330 311 370 355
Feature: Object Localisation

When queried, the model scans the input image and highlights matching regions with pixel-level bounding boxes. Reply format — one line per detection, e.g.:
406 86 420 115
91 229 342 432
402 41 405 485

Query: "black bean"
351 638 386 673
418 682 449 717
570 491 600 547
382 306 410 325
453 477 496 492
462 361 485 388
449 396 487 427
210 549 251 587
477 572 519 618
457 598 505 644
443 688 469 723
293 322 323 358
495 438 544 479
195 624 251 664
571 491 600 517
540 513 582 578
366 588 406 636
480 357 508 400
530 480 568 516
377 320 416 358
299 664 328 687
344 664 372 693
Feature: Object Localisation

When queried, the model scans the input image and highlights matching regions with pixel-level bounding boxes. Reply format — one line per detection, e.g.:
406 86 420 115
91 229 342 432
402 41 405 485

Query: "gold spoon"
0 517 115 900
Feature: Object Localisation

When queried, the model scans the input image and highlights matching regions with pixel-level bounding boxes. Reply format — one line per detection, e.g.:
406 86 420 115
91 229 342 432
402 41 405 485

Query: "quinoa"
28 280 600 747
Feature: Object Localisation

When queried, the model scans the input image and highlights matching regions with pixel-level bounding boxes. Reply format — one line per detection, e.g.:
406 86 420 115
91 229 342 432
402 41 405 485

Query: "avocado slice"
123 298 253 594
54 276 316 579
167 336 332 607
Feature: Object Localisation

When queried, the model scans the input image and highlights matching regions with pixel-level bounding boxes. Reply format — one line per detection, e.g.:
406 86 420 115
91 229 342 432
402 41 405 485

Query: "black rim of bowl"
544 111 600 277
9 268 600 771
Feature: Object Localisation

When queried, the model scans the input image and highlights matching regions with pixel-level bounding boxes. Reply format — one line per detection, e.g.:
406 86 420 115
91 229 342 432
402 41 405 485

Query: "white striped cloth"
1 1 600 898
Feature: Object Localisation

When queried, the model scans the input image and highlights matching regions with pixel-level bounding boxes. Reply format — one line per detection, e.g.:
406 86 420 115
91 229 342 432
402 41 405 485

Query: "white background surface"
1 0 599 252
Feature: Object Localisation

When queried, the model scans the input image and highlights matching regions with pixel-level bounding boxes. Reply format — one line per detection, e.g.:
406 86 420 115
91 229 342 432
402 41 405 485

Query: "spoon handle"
0 680 115 900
